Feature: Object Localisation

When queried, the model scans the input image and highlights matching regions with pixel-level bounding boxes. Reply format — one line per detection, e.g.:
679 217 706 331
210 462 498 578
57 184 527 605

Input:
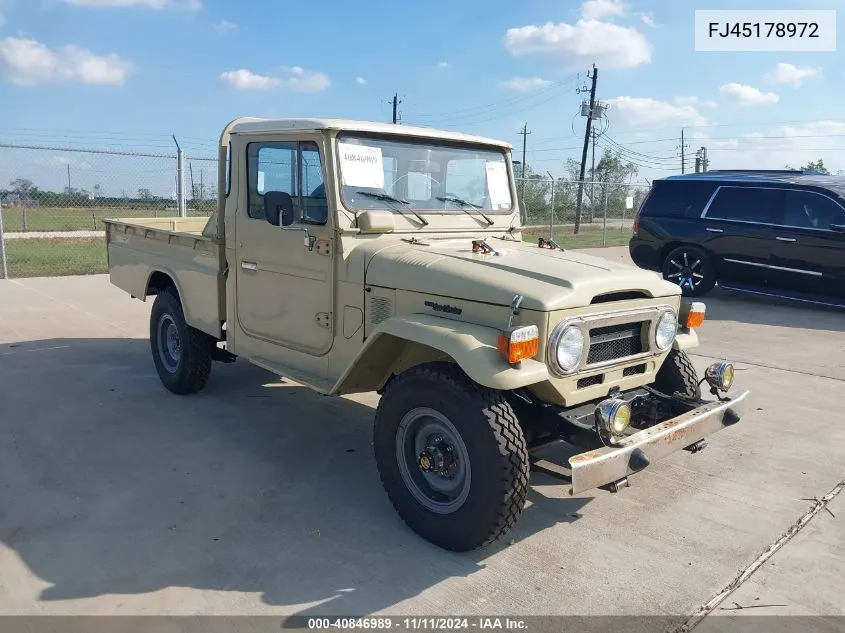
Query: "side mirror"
264 191 294 227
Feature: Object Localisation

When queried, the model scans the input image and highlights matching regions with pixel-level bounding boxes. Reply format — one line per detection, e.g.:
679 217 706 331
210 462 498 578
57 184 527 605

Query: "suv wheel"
662 245 716 297
373 362 530 551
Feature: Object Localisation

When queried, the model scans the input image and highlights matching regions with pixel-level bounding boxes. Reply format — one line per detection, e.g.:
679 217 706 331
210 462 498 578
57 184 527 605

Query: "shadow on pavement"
0 337 591 616
700 287 845 333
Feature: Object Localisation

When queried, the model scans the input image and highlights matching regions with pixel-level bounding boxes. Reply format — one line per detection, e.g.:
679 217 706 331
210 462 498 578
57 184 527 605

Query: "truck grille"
586 322 645 365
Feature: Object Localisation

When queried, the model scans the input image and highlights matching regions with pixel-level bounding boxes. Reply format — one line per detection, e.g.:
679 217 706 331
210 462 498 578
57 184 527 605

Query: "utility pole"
702 146 709 172
67 164 71 192
390 93 403 124
681 128 686 174
517 122 531 223
574 64 598 234
590 126 597 222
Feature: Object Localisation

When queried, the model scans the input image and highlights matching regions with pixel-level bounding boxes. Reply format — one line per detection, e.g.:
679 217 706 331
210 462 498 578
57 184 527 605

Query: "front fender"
330 313 549 395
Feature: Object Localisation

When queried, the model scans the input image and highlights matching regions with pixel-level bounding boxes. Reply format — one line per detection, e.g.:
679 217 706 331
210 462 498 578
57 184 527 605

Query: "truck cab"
104 117 749 552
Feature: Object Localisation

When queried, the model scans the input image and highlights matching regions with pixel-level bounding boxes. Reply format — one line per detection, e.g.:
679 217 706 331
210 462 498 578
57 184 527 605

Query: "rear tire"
654 349 701 400
149 289 214 395
373 362 530 551
662 245 716 297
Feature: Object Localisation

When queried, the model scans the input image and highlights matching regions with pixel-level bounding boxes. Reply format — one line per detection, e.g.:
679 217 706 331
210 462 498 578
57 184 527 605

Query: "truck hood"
362 236 680 311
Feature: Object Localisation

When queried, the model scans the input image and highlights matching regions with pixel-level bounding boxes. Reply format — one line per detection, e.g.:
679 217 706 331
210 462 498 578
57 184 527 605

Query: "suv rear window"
641 180 716 218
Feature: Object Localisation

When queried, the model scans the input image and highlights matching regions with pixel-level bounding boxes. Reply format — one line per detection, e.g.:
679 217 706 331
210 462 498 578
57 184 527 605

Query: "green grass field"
2 223 632 279
5 237 108 278
1 206 213 232
522 223 633 249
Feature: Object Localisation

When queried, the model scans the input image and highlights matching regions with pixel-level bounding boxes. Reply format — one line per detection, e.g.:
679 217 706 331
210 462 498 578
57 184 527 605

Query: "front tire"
662 245 716 297
373 363 530 551
149 289 214 395
654 349 701 400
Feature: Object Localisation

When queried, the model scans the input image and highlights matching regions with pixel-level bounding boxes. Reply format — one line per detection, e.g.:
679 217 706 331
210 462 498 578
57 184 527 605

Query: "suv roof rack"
704 169 804 174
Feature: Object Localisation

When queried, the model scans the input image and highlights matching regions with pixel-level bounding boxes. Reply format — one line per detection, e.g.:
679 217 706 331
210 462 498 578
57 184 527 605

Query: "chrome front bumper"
568 389 750 495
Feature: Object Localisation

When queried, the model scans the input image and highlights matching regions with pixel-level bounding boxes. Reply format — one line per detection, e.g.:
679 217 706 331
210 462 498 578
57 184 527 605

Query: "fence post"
176 148 187 217
0 199 8 279
602 188 608 247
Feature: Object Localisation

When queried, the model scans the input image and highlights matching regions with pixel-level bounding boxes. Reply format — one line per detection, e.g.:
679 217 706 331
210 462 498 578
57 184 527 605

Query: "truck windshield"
336 133 513 215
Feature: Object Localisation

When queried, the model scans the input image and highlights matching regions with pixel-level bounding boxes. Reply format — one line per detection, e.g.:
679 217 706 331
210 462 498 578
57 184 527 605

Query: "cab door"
233 137 334 366
699 185 783 286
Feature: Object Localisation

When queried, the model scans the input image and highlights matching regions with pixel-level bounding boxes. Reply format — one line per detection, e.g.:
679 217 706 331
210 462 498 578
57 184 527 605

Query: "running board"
719 283 845 309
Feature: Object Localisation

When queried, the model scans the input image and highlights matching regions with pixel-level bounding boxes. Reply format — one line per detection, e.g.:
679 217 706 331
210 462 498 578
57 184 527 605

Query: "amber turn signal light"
497 325 539 365
685 301 706 329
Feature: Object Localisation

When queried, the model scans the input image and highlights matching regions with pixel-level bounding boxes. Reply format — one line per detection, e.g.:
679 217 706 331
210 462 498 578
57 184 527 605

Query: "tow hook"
601 477 630 493
684 439 708 453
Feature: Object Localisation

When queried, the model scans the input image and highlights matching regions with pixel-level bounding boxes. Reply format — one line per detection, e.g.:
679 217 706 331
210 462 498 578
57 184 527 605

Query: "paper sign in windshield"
338 143 385 189
485 161 510 207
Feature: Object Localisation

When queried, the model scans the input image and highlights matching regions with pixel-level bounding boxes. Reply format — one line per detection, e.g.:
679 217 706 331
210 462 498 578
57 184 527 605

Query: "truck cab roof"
228 118 513 149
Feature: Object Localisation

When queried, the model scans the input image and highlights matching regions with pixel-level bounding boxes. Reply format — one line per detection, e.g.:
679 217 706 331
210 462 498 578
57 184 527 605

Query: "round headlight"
554 325 585 374
655 310 678 351
596 398 632 436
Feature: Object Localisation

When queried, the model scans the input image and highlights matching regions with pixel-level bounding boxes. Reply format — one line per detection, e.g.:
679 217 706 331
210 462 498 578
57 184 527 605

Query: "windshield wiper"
436 196 494 226
356 190 429 226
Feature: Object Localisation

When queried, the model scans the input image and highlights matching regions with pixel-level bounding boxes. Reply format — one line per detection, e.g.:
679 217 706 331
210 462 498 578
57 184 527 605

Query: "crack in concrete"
673 479 845 633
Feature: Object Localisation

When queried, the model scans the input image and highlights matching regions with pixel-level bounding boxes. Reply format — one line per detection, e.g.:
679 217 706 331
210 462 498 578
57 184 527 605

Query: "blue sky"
1 0 844 195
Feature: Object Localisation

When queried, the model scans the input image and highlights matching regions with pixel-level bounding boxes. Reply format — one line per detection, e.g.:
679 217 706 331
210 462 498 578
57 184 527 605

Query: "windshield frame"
333 131 516 217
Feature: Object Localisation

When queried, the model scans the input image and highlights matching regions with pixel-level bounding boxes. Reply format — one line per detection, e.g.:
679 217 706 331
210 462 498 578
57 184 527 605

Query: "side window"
705 187 782 223
782 190 845 230
246 141 328 225
300 143 328 225
643 181 715 218
247 142 296 219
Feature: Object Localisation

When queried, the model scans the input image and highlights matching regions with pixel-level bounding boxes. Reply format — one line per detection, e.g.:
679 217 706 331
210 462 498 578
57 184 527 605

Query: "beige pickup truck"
104 117 749 551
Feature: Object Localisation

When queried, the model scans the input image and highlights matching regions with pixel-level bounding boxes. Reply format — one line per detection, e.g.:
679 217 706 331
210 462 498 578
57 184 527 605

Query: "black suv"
629 170 845 306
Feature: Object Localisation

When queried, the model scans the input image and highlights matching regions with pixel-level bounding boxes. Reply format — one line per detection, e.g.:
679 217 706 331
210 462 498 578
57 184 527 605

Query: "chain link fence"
0 144 648 279
0 143 217 278
514 177 647 249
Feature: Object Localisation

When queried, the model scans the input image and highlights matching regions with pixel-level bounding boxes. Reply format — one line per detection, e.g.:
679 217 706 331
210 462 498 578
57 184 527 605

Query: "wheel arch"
330 314 549 396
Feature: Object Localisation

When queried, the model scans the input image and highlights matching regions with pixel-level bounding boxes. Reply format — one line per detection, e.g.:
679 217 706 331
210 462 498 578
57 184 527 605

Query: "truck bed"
103 216 226 338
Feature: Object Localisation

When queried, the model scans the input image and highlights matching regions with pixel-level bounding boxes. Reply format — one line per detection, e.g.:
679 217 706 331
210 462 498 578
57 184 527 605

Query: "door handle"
241 261 258 271
775 236 797 242
706 228 724 233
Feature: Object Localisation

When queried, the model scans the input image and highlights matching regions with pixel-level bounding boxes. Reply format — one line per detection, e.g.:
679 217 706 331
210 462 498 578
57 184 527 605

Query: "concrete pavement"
0 249 842 631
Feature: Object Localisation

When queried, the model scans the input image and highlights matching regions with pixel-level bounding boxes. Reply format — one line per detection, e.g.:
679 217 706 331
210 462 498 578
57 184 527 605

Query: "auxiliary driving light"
705 361 735 392
595 398 632 436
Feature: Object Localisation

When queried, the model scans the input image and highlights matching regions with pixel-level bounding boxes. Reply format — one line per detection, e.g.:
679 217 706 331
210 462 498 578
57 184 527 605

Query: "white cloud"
639 12 656 27
765 62 822 87
673 95 718 109
0 36 133 86
220 69 279 90
718 82 779 106
704 120 845 173
607 96 707 126
437 61 449 68
580 0 627 20
212 19 237 33
277 65 330 92
59 0 201 8
355 76 367 85
503 19 651 69
220 66 330 92
499 76 551 91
